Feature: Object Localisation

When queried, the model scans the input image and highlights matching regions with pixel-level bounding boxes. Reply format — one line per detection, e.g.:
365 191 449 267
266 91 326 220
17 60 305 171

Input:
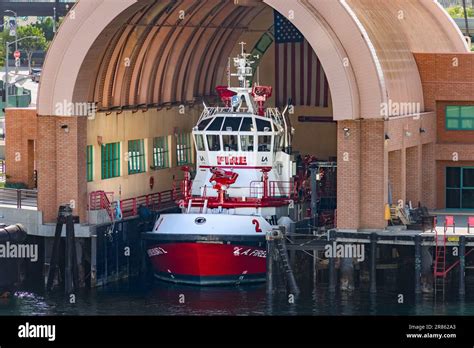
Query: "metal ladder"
434 217 451 300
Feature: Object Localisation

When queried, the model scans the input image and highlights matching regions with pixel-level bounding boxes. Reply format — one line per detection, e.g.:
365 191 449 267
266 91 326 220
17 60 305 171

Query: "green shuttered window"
153 136 169 169
128 139 146 175
101 142 121 180
87 145 93 182
176 133 192 166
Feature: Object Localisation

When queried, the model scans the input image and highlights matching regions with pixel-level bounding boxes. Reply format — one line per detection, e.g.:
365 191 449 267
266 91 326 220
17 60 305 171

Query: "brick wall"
406 145 421 205
421 143 436 208
389 150 403 204
360 120 387 229
437 101 474 144
337 120 361 230
5 108 37 188
37 116 57 222
36 116 87 223
337 119 388 230
415 53 474 209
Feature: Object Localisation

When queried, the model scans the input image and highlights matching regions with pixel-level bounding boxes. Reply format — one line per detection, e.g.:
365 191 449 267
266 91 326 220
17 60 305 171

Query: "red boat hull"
147 242 266 285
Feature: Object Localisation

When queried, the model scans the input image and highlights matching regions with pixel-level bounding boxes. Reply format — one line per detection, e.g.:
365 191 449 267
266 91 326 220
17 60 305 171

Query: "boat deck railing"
196 180 297 200
89 187 183 220
198 106 286 127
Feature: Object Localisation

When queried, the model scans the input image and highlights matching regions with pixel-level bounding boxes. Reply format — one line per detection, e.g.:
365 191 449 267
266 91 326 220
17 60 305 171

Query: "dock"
266 212 474 300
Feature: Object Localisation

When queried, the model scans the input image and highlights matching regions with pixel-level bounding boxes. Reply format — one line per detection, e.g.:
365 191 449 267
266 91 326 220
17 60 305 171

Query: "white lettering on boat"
147 247 168 257
233 247 266 258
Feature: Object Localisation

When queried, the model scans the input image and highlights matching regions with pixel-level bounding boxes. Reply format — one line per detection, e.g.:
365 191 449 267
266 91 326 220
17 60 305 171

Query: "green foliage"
0 18 60 68
0 30 14 67
17 26 48 52
16 26 48 71
32 17 55 42
447 5 474 18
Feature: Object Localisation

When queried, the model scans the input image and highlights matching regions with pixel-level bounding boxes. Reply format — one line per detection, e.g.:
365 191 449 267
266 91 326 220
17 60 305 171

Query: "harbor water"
1 277 474 316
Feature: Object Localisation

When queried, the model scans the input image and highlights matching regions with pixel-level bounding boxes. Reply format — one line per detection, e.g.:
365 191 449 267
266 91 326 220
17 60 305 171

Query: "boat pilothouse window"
223 117 242 132
240 135 254 152
240 118 253 132
195 134 205 151
198 118 212 131
258 135 272 152
207 134 221 151
207 117 224 131
256 118 272 132
223 135 238 151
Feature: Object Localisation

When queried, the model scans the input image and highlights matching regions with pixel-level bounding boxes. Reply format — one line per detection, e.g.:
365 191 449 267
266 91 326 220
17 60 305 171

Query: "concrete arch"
38 0 468 120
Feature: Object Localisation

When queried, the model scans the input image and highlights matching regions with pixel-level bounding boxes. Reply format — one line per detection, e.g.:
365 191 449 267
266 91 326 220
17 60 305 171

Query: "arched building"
6 0 474 232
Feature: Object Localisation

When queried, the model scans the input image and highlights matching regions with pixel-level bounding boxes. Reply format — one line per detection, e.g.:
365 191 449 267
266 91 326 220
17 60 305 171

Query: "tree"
0 30 14 67
16 26 47 73
447 5 474 18
32 17 55 42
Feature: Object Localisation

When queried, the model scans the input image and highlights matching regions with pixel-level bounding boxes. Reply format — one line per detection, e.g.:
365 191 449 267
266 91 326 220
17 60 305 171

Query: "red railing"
89 188 182 220
269 181 297 199
89 191 115 220
249 181 264 198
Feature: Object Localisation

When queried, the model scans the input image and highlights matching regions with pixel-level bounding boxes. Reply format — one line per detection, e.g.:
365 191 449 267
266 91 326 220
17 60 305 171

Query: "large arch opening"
34 0 468 230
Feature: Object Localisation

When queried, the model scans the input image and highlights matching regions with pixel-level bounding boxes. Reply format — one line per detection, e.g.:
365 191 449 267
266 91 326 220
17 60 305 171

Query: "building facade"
4 0 474 232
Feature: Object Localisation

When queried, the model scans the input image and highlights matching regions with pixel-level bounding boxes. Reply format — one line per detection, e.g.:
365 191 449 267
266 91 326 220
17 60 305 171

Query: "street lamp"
4 36 39 107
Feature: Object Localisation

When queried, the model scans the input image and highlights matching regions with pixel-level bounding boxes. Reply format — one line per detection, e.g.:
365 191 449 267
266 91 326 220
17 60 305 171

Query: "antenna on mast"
239 41 246 55
231 42 254 89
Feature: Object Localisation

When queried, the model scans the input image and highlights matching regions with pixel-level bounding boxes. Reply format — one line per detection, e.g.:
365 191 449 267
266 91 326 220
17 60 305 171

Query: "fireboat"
143 43 298 285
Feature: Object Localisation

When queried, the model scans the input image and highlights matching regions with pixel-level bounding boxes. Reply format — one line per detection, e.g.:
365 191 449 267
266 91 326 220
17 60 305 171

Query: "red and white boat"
143 43 297 285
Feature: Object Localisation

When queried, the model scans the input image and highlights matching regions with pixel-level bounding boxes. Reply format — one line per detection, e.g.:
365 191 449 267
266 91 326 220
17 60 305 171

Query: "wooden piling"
46 218 63 291
266 230 276 295
309 164 319 227
328 230 336 293
369 233 377 294
47 205 79 294
65 212 79 295
459 235 466 297
414 235 422 295
340 257 354 291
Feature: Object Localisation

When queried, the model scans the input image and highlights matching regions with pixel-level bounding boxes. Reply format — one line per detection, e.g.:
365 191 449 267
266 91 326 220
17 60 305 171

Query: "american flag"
274 11 330 108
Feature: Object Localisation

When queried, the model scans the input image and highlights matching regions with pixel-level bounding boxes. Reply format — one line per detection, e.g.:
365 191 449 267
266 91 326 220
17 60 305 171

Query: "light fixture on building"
419 127 426 134
405 131 412 137
385 134 390 140
343 127 350 138
61 124 69 133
